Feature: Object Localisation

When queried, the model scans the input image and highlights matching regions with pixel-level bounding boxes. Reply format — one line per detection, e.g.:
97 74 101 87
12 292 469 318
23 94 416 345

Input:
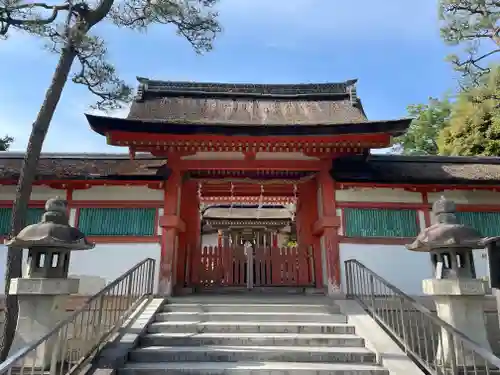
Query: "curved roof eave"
85 113 413 137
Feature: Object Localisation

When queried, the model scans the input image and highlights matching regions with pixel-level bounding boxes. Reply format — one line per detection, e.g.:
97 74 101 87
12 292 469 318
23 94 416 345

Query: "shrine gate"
85 78 412 295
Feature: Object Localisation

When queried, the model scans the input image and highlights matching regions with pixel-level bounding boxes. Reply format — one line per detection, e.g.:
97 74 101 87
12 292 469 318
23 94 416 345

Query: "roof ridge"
135 77 359 100
136 77 358 88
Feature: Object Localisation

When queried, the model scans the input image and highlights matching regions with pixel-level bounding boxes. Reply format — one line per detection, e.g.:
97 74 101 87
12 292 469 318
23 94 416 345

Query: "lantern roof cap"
5 197 94 250
406 196 484 252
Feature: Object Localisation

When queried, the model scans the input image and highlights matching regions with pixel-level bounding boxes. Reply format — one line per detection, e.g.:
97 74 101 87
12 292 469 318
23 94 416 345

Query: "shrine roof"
127 77 367 126
85 77 412 134
2 152 500 186
0 152 166 180
331 154 500 185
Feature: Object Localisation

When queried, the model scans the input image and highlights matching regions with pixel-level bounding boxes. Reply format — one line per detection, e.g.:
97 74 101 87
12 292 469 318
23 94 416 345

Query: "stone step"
129 345 377 363
161 303 341 314
193 287 311 295
148 321 356 335
119 361 389 375
154 311 347 323
166 296 332 305
141 332 365 347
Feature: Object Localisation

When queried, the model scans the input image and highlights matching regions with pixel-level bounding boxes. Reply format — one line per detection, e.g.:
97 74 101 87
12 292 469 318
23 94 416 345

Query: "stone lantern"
5 197 94 365
406 196 491 366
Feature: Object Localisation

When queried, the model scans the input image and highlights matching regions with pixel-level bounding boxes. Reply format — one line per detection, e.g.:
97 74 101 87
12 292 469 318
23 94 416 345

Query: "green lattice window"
344 208 419 238
0 208 45 236
456 211 500 238
77 208 156 236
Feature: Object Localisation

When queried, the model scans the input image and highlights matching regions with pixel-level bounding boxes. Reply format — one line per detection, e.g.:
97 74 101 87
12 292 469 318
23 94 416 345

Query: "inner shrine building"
2 78 500 296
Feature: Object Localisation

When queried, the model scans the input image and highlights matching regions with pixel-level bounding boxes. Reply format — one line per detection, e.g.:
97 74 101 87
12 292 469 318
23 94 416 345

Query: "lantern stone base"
422 278 491 367
8 278 80 368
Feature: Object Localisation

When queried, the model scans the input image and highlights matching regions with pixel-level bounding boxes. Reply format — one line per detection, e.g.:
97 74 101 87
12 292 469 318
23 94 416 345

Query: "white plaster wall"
201 233 219 247
417 210 427 231
72 186 162 201
182 152 245 160
180 151 318 160
339 244 490 295
339 244 433 295
0 186 66 201
336 188 422 203
255 152 318 160
428 190 500 205
0 243 161 294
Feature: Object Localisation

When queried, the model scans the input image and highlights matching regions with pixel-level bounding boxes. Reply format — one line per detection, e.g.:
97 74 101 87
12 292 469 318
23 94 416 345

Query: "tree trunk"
0 44 77 360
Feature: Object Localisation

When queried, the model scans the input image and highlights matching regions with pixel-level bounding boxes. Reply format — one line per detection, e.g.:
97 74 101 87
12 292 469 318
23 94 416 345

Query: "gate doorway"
191 244 315 288
185 178 321 290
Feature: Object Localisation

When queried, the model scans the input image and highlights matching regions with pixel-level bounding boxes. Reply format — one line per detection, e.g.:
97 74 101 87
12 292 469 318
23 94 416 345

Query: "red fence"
189 245 315 288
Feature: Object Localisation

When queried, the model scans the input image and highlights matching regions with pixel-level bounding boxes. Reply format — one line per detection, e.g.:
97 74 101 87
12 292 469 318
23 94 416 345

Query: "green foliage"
0 135 13 151
392 98 452 155
438 65 500 155
439 0 500 85
0 0 221 110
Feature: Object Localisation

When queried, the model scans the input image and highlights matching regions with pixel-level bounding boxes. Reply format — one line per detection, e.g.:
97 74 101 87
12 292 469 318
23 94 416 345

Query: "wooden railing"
189 245 315 288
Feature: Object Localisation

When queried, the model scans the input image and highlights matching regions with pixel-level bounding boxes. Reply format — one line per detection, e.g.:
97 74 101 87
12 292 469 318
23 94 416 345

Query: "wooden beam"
177 159 325 171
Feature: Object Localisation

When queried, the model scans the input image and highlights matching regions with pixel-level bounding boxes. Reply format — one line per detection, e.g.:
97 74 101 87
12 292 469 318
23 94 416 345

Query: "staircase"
118 295 390 375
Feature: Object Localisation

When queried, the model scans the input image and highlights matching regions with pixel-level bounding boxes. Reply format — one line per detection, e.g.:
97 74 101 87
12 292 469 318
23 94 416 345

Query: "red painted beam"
108 131 390 146
2 179 500 193
177 159 325 171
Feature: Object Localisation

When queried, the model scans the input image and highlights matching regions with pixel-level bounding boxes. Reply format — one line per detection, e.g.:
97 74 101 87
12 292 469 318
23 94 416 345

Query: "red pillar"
272 231 278 248
158 169 185 296
296 179 322 288
178 180 201 290
217 230 223 247
314 167 341 294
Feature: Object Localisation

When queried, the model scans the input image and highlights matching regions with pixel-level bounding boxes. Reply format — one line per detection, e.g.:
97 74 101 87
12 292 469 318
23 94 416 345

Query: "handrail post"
345 261 352 297
369 274 376 309
95 293 106 337
446 330 459 374
127 273 134 307
149 259 156 295
49 329 63 375
398 296 409 354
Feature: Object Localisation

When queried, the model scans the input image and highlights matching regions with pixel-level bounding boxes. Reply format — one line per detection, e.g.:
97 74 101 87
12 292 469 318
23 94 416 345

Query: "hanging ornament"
290 183 298 222
256 184 264 219
198 182 203 220
228 182 235 218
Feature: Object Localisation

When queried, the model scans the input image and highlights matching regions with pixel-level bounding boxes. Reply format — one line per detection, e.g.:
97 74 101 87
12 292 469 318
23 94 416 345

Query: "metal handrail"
345 259 500 374
0 257 156 375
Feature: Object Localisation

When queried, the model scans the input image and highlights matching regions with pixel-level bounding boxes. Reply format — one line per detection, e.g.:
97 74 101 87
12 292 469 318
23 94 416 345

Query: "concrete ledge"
83 297 165 375
10 278 79 295
334 299 425 375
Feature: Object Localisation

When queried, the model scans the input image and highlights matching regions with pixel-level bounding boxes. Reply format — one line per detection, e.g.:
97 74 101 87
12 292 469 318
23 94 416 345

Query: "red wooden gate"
189 245 315 287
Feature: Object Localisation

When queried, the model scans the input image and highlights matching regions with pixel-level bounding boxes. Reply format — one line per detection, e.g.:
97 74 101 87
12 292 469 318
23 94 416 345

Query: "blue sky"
0 0 457 153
